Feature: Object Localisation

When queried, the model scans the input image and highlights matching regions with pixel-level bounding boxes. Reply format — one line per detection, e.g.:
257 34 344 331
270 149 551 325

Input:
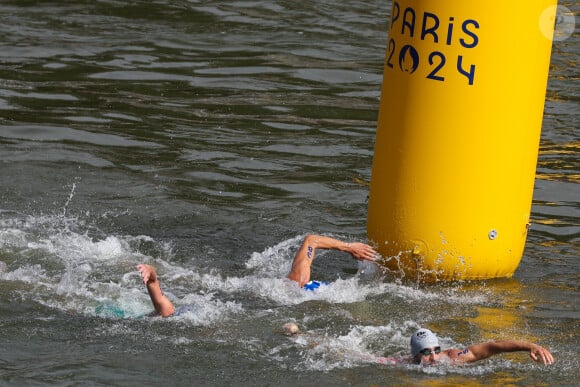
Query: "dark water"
0 1 577 385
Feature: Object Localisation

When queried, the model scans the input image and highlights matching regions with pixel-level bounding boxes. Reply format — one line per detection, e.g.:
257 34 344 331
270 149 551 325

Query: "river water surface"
0 1 578 386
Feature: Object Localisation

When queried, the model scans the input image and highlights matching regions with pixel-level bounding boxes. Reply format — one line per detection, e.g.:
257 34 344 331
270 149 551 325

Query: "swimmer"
287 234 378 288
137 264 175 317
374 328 554 366
137 234 377 316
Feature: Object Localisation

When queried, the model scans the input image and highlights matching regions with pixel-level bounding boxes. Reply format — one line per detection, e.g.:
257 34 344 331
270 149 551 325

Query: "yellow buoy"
367 0 557 281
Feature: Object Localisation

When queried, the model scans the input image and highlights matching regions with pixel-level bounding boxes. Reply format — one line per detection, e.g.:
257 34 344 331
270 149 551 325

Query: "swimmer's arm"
351 353 400 366
287 235 377 287
305 235 378 262
449 341 554 365
137 264 175 317
373 356 401 365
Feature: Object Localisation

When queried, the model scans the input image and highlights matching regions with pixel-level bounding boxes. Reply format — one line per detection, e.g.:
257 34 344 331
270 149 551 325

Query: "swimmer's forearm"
304 235 377 262
137 264 175 317
146 280 175 317
467 340 553 364
303 235 349 253
472 340 534 356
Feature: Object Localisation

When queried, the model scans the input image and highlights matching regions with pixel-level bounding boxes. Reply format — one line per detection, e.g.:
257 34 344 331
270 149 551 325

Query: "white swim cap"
410 328 440 357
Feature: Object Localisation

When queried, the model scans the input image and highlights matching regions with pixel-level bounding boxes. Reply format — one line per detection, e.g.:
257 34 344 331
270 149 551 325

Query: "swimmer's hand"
529 344 554 365
374 356 399 365
137 264 158 285
345 242 378 262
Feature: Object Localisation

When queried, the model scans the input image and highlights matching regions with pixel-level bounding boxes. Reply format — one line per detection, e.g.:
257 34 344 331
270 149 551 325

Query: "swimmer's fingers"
541 348 554 365
349 243 378 261
362 253 378 262
136 264 153 284
361 244 378 261
530 346 554 365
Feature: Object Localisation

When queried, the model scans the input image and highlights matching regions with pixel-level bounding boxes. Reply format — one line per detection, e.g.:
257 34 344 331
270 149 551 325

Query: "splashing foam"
285 322 413 371
284 322 496 375
0 213 246 324
0 215 488 325
239 236 487 306
0 213 161 317
172 292 244 326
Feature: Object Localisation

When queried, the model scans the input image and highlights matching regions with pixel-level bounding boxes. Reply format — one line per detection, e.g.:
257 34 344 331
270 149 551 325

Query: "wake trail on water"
265 321 533 376
0 211 487 322
1 211 566 376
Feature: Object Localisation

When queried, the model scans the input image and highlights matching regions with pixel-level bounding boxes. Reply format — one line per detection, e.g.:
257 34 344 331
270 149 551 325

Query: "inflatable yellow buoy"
367 0 557 281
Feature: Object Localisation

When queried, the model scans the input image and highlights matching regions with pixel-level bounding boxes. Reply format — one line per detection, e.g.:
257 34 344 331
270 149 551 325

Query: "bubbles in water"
95 302 126 318
172 293 244 326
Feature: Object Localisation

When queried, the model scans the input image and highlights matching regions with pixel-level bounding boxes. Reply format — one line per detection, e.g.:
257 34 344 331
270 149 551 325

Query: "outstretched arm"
287 234 377 287
137 264 175 317
448 340 554 365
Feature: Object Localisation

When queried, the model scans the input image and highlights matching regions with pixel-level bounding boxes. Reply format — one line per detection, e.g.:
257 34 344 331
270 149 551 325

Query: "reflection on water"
0 0 577 385
456 280 531 341
537 142 580 183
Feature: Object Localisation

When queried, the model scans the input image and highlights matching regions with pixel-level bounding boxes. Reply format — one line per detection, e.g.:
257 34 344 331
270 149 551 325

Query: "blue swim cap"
303 280 328 291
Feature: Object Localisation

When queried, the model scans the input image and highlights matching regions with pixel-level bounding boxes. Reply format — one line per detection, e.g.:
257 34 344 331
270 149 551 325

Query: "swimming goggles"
419 347 441 356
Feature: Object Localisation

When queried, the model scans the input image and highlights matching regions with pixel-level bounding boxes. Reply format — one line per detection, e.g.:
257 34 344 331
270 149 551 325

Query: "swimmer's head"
410 328 439 358
282 322 300 336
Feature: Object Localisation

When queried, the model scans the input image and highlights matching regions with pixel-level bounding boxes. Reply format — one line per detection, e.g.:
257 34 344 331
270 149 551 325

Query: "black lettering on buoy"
385 38 395 68
390 1 400 31
457 55 476 85
460 19 479 48
427 52 445 81
421 12 440 43
402 7 416 37
399 45 419 73
446 17 455 45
